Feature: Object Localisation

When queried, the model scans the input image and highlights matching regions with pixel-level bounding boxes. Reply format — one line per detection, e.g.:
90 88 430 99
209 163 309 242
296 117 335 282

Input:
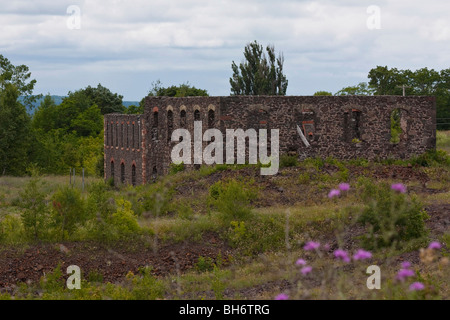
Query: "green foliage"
230 40 288 96
390 109 401 144
410 149 450 167
335 82 374 96
0 83 32 175
147 79 209 97
208 178 257 222
125 267 165 300
195 256 215 272
280 155 299 168
357 182 429 250
18 174 50 241
109 199 140 238
0 54 39 109
0 214 26 244
52 186 86 240
141 182 175 217
169 162 185 175
313 91 333 96
78 83 125 114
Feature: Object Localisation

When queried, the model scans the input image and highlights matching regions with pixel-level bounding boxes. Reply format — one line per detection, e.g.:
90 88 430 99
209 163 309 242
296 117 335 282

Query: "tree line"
1 44 449 176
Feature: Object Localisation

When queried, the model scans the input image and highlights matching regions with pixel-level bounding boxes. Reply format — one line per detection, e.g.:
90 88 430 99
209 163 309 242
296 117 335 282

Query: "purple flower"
338 183 350 191
391 183 407 193
295 259 307 266
304 241 320 251
409 282 425 291
428 241 442 250
396 268 415 282
328 189 341 199
275 293 289 300
401 261 411 269
334 249 351 263
301 266 313 275
353 249 372 261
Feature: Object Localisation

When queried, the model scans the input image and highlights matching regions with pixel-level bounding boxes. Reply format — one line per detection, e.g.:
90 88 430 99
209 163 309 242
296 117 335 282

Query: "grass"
0 132 449 300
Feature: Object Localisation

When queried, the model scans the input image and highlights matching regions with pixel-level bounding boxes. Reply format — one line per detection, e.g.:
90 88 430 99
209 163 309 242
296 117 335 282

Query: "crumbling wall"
104 95 436 185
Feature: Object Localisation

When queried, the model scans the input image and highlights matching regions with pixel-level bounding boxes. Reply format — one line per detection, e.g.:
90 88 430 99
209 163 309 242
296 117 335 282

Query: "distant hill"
19 96 140 114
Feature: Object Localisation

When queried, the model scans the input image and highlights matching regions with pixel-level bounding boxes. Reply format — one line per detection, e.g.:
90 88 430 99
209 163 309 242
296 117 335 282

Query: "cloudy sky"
1 0 449 101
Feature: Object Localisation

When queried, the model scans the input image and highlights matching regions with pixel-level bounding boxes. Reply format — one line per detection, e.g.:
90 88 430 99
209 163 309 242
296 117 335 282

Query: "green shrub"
208 179 257 222
109 198 140 238
357 182 429 250
141 182 175 217
280 155 298 168
0 214 26 244
18 175 51 241
195 256 215 272
410 149 450 167
169 162 185 175
52 186 86 240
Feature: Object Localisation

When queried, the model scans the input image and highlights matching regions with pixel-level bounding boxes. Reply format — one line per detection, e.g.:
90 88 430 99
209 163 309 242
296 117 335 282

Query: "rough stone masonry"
104 95 436 186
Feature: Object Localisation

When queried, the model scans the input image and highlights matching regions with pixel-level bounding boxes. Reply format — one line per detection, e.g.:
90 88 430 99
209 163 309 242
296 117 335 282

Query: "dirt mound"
0 233 231 292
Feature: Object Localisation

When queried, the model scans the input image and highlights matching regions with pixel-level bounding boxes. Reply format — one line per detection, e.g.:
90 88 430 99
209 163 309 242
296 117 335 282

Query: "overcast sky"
1 0 449 101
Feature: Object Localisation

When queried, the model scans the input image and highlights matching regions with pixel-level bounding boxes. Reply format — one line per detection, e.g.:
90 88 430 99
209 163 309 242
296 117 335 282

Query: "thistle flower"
334 249 350 263
353 249 372 261
275 293 289 300
401 261 411 269
338 183 350 191
409 282 425 291
391 183 407 193
328 189 341 199
303 241 320 251
396 268 415 282
301 266 312 275
428 241 442 250
295 259 307 266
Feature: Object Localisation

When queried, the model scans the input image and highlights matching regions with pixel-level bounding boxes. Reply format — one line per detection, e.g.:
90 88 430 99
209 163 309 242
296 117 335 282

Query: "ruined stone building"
104 95 436 186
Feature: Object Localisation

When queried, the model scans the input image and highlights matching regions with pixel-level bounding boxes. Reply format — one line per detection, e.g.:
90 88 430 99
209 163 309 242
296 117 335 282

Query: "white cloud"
0 0 448 99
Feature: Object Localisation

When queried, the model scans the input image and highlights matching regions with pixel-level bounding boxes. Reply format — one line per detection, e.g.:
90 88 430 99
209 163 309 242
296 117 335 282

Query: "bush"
208 179 257 222
109 198 140 238
410 149 450 167
169 162 185 175
52 186 86 240
357 182 429 250
19 175 51 241
280 155 299 168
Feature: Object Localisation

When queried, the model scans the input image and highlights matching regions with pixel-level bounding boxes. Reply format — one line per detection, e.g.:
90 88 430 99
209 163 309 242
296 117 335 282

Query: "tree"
0 54 40 109
313 91 333 96
230 40 288 96
0 83 31 175
80 83 125 114
335 82 374 96
137 80 209 113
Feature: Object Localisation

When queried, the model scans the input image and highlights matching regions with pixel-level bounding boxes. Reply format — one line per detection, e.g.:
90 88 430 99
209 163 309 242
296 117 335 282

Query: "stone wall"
104 114 145 186
104 95 436 185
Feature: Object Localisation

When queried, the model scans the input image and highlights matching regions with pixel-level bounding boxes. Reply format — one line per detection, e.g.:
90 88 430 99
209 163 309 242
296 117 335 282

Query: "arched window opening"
390 108 407 144
132 123 135 149
167 110 174 142
121 163 125 184
120 123 124 147
208 109 215 128
180 110 186 128
131 165 136 186
152 166 157 182
110 161 115 186
194 109 200 121
152 112 159 141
